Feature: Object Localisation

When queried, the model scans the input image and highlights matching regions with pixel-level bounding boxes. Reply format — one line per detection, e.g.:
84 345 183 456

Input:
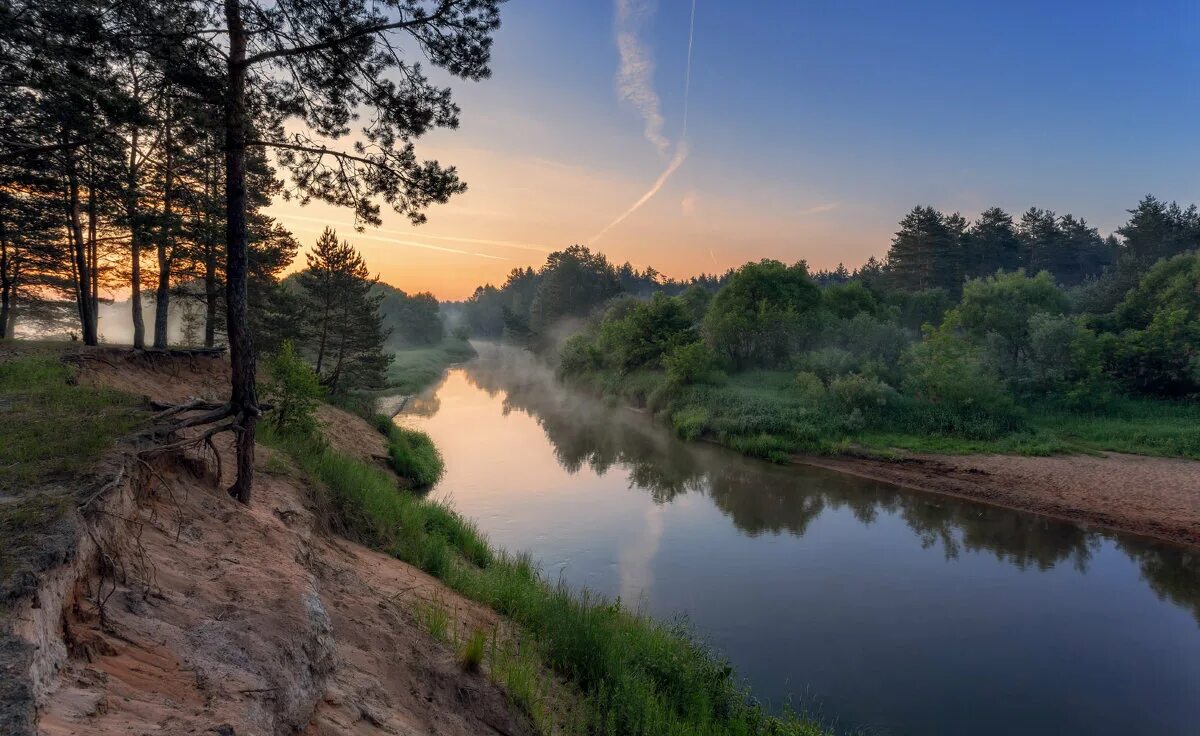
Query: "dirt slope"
35 351 532 736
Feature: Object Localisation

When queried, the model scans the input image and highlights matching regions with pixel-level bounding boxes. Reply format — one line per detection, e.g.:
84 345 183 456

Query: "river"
394 345 1200 735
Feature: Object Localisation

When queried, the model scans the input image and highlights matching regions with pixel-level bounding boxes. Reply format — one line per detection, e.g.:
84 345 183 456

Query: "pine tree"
295 229 391 393
964 207 1021 279
886 206 962 293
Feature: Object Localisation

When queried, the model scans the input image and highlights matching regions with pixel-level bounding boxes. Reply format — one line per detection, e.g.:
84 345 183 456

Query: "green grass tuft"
460 628 487 672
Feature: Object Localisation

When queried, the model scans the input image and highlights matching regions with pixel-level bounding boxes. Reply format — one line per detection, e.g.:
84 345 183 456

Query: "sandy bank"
797 451 1200 549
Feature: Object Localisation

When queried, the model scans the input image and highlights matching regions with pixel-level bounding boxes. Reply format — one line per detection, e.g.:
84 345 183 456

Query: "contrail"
592 0 698 244
682 0 697 141
590 144 687 244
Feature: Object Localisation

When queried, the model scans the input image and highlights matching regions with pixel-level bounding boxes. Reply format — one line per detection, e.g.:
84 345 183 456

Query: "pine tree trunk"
224 0 258 504
0 220 10 339
128 124 145 348
65 150 97 345
154 113 173 348
87 157 99 337
204 158 218 348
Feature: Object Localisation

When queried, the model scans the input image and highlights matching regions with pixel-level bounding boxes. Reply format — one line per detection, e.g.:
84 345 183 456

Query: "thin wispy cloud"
593 0 698 244
797 202 841 215
282 214 531 259
283 215 509 261
615 0 670 157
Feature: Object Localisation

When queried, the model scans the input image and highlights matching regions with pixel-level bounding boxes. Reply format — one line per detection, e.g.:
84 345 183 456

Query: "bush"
559 333 602 375
900 327 1023 437
385 424 445 487
263 340 324 435
792 371 827 405
663 341 715 385
828 373 894 413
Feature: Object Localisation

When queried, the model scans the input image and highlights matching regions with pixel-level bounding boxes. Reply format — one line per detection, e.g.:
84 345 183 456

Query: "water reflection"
398 346 1200 735
459 350 1105 576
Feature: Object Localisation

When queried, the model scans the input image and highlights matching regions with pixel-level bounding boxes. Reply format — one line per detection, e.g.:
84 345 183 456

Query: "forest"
460 196 1200 459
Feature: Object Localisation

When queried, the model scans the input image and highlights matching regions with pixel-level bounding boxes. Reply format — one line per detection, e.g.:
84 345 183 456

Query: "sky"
265 0 1200 300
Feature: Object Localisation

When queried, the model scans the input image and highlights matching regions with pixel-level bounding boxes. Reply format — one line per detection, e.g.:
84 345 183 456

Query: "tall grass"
262 422 831 736
368 413 445 487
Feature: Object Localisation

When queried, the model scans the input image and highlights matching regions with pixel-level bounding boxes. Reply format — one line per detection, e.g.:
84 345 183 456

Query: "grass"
263 420 832 736
368 413 445 487
386 338 477 394
0 356 143 491
460 628 487 672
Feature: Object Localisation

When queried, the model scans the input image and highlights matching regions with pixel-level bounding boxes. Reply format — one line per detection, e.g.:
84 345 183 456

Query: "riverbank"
797 451 1200 549
559 364 1200 549
386 338 476 394
3 344 830 736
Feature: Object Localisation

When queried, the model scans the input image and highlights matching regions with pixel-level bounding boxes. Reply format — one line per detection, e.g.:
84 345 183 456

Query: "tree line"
2 0 502 501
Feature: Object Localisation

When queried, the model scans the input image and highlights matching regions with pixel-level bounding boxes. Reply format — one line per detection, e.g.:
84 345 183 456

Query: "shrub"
263 340 324 435
792 371 827 405
828 373 894 413
559 333 602 375
663 341 715 385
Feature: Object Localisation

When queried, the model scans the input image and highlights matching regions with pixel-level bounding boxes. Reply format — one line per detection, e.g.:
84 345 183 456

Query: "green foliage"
1104 252 1200 396
263 340 324 435
703 260 821 368
385 424 445 488
375 283 445 347
663 341 716 385
294 228 393 394
900 326 1021 436
792 371 827 405
559 333 603 375
670 406 709 440
0 356 142 490
827 373 895 414
950 269 1069 380
597 293 696 373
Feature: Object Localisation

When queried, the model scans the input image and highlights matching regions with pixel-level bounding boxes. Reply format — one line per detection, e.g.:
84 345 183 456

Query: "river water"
394 346 1200 735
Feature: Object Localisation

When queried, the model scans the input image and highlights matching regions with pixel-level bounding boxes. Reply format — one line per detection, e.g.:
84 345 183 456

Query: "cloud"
593 0 698 244
281 214 510 260
797 202 841 215
615 0 670 157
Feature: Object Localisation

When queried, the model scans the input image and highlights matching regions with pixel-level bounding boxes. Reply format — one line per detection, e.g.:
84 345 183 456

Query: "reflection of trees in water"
461 353 1198 619
1117 538 1200 625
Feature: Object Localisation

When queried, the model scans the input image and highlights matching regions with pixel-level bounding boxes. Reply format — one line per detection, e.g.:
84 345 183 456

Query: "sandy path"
799 451 1200 548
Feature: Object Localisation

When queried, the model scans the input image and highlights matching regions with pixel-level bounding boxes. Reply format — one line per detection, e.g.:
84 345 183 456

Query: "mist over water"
396 344 1200 736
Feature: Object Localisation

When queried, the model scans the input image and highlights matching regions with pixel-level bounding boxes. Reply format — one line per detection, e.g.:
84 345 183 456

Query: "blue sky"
271 0 1200 297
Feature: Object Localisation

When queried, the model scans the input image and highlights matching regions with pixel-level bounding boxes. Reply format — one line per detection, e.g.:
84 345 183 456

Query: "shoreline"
794 451 1200 550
